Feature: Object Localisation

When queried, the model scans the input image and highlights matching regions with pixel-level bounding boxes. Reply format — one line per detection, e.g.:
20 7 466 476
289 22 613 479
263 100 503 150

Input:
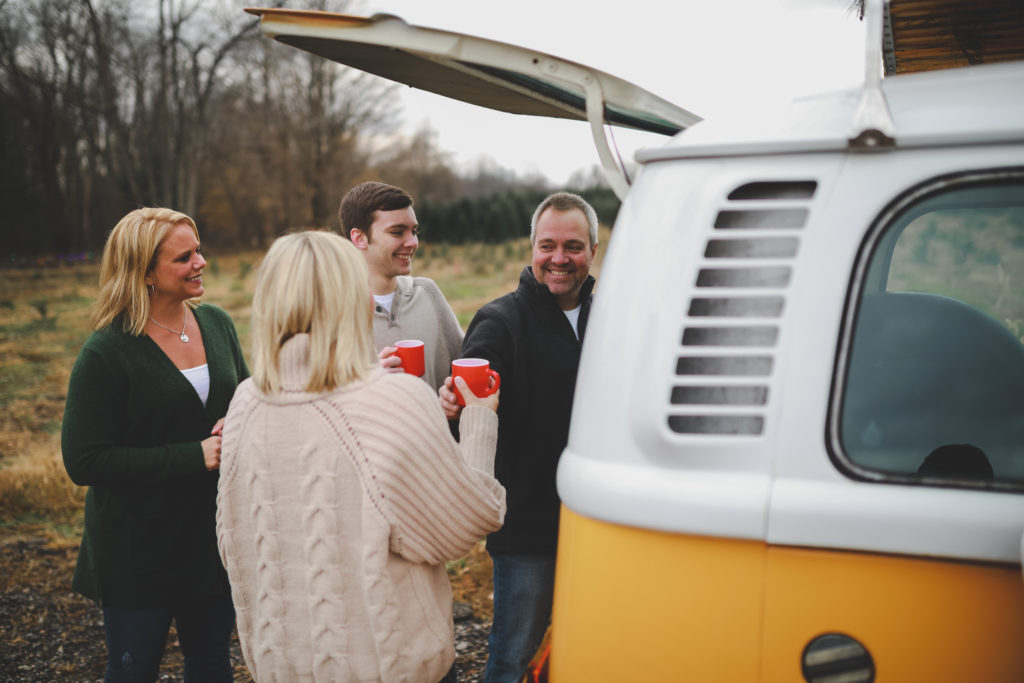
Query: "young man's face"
351 206 419 281
531 207 597 310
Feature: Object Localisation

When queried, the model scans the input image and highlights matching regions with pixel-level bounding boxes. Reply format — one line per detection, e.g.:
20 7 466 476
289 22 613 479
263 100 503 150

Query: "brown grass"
447 540 495 619
0 436 84 524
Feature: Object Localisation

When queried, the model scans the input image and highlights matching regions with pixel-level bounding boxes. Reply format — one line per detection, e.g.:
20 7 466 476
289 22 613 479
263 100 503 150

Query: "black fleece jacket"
461 266 595 555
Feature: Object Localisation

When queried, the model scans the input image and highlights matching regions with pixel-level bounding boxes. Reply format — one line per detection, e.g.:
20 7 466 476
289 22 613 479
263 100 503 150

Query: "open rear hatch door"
245 7 701 198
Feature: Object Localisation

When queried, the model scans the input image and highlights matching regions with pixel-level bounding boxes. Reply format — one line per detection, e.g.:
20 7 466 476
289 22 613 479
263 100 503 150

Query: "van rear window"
838 176 1024 488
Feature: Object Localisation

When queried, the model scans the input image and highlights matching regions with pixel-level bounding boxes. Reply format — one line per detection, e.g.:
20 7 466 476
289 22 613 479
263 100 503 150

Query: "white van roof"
640 59 1024 161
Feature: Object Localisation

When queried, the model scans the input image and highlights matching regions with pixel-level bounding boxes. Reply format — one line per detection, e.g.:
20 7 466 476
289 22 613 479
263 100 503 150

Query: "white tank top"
181 363 210 406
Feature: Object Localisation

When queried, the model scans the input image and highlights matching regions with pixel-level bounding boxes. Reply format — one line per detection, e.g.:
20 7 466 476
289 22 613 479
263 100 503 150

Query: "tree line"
418 187 619 245
0 0 618 258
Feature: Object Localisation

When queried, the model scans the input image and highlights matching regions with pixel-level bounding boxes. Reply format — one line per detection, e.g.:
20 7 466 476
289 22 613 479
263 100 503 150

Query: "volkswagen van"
246 1 1024 679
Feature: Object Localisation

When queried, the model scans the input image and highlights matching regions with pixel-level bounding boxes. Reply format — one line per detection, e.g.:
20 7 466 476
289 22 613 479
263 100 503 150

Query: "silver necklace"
149 308 190 343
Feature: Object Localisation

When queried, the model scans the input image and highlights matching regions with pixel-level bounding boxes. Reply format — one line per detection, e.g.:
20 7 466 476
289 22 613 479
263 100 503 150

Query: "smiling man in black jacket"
440 191 599 683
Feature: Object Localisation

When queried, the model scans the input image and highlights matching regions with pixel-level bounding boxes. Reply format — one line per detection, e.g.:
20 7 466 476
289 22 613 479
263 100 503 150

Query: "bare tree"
372 125 459 206
201 2 400 246
1 0 266 249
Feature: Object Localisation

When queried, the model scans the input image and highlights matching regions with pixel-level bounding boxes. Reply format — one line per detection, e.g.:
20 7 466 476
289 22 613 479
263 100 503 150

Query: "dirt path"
0 532 491 682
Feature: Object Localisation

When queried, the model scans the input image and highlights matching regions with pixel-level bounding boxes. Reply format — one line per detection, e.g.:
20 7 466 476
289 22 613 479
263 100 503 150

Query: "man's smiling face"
531 206 596 310
357 206 419 281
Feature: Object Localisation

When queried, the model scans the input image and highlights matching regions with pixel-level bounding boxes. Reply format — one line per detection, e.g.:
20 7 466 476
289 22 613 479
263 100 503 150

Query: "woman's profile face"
147 223 206 302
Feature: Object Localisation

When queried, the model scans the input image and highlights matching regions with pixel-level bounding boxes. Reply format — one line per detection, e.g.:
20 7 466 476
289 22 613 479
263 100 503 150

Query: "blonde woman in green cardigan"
62 207 248 683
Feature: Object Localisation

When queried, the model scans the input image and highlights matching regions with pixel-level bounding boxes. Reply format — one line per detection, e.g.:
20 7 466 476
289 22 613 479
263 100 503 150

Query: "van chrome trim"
801 633 875 683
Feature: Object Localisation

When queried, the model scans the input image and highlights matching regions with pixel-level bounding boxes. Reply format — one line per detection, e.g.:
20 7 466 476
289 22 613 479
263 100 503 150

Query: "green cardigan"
62 303 249 608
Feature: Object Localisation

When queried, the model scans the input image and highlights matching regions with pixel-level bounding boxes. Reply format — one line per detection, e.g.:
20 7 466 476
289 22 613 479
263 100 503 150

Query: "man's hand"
378 346 404 373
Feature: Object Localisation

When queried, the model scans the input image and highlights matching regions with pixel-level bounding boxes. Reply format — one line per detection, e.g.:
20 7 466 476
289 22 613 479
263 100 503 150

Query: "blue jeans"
102 592 235 683
483 552 556 683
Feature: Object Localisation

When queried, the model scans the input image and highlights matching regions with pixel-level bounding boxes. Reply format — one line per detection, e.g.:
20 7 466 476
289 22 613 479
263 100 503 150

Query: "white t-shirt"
181 363 210 406
563 305 582 339
373 292 396 313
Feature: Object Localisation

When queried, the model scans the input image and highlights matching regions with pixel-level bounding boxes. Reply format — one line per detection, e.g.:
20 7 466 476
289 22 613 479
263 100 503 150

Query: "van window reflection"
839 181 1024 487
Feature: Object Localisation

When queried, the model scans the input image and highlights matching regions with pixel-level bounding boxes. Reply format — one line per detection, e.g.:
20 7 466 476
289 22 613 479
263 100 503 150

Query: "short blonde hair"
91 208 200 335
251 230 375 394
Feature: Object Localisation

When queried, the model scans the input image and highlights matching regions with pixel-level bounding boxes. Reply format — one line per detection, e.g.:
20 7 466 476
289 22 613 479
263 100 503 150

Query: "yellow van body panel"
762 545 1024 682
550 507 766 681
551 507 1024 682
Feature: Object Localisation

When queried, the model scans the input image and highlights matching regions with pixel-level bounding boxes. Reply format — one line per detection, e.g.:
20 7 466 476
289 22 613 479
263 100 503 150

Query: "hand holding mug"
453 375 499 413
392 339 426 377
439 376 463 420
377 346 403 373
451 358 500 406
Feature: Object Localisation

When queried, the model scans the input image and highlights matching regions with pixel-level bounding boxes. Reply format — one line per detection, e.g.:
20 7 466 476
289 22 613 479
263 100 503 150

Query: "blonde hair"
91 208 201 335
251 230 375 394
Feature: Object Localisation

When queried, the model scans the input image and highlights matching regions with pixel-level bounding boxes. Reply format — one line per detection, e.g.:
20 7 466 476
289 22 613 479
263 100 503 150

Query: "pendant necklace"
149 308 190 343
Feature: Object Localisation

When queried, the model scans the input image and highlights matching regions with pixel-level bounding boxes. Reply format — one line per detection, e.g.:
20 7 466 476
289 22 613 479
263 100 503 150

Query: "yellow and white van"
248 1 1024 679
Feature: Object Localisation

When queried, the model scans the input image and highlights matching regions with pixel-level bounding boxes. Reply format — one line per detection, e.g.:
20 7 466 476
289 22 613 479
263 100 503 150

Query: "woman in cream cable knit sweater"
216 230 506 683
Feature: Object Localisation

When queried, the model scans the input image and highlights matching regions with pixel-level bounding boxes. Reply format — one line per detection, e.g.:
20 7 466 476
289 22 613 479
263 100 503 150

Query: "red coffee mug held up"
393 339 425 377
452 358 500 406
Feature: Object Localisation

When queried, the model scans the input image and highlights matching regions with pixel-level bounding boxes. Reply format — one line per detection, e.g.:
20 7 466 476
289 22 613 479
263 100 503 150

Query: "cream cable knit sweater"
216 335 506 683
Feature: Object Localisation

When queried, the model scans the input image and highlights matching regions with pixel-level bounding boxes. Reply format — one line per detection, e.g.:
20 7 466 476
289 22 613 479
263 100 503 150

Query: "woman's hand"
454 376 499 413
201 435 222 471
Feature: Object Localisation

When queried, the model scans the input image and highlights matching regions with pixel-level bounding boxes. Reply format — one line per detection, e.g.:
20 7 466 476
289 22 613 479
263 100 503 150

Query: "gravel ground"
0 534 492 682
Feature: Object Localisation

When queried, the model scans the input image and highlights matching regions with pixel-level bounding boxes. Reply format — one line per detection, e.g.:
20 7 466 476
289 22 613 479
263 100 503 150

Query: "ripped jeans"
102 592 234 683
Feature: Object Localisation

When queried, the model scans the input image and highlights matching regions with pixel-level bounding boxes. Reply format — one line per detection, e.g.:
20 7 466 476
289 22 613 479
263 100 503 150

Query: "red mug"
393 339 425 377
452 358 500 406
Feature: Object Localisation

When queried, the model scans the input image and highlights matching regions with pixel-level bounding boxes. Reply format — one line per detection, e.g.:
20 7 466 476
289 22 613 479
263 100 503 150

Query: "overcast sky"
357 0 868 184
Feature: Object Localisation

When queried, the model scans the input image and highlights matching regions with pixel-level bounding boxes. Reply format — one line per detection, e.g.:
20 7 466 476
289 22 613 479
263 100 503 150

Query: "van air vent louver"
669 180 816 436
